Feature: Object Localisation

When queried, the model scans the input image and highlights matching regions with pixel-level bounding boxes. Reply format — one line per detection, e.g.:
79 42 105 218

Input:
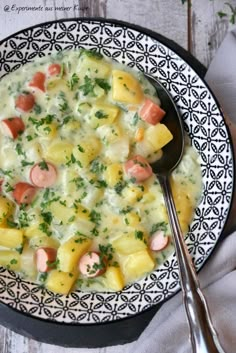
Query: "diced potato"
24 223 48 239
75 221 95 238
73 138 101 167
105 137 130 163
0 228 23 249
48 201 93 231
79 56 111 78
121 249 155 282
62 120 81 132
46 269 77 295
57 236 92 272
56 203 94 236
108 215 122 228
112 230 147 255
103 265 124 291
134 139 157 159
145 123 173 151
20 243 37 279
37 122 58 139
78 102 91 114
123 185 145 204
45 140 74 164
82 187 104 209
97 123 122 144
141 191 156 203
29 235 60 249
75 204 91 222
49 202 77 225
104 163 123 187
112 70 143 104
0 250 21 270
123 212 140 227
64 168 79 194
0 196 14 227
88 104 119 128
47 78 68 93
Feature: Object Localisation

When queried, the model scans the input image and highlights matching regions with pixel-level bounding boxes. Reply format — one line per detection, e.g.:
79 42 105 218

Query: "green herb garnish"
67 73 79 90
95 110 108 119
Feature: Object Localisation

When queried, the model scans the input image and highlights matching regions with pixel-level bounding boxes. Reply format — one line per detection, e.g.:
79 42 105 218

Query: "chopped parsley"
89 210 101 225
79 49 103 60
79 75 96 96
59 101 70 113
71 176 85 190
77 144 85 153
15 143 25 156
67 73 79 90
0 168 13 179
90 159 106 174
66 153 76 166
18 207 34 228
131 112 140 126
21 160 34 167
119 206 133 214
98 243 114 262
39 222 52 237
95 110 109 119
135 230 144 241
34 103 42 115
91 227 99 237
41 211 53 225
5 182 14 192
38 160 49 170
94 78 111 93
151 222 168 234
114 180 127 195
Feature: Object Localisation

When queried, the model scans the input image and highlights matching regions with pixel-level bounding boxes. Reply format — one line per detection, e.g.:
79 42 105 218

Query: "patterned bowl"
0 18 234 346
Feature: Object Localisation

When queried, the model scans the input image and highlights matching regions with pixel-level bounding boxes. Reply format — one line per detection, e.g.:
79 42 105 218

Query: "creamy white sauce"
0 50 202 292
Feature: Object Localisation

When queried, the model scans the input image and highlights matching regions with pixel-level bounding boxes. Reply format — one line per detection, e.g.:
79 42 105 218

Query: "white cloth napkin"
205 27 236 124
74 28 236 353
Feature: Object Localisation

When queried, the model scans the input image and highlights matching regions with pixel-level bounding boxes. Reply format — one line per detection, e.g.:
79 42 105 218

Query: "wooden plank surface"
0 0 235 351
191 0 236 66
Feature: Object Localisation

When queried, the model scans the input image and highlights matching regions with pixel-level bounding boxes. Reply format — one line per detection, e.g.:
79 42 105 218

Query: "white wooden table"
0 0 235 351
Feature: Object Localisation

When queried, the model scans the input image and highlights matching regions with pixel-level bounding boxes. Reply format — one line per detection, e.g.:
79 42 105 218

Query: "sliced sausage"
149 230 169 251
48 63 61 76
15 93 35 112
30 162 57 188
1 117 25 139
139 98 166 125
13 182 37 205
78 251 106 278
29 72 46 92
35 247 57 272
124 155 153 182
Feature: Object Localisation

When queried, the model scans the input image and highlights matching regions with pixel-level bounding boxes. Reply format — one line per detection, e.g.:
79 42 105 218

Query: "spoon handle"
158 175 225 353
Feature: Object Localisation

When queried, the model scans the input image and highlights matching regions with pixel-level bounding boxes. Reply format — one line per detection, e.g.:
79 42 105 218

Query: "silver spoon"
146 73 225 353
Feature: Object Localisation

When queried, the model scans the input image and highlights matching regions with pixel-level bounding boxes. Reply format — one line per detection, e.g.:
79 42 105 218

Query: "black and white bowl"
0 18 234 346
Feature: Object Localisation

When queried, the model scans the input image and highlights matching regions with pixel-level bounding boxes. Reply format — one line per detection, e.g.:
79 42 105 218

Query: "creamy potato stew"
0 49 202 294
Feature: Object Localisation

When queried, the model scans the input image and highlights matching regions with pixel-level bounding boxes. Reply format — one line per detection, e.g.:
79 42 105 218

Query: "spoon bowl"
146 73 225 353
